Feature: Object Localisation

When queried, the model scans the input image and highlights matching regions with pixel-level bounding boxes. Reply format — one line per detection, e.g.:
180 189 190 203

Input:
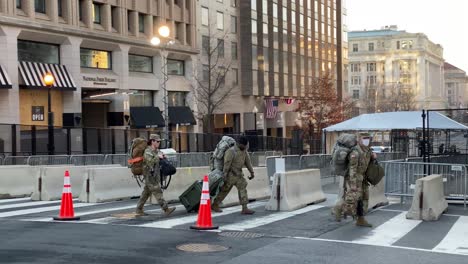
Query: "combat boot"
355 216 373 227
164 207 176 216
241 205 255 215
332 205 342 222
211 203 223 213
135 209 148 216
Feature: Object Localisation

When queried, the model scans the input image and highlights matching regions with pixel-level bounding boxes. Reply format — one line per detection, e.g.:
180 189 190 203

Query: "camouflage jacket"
223 145 254 178
143 146 161 177
348 144 372 182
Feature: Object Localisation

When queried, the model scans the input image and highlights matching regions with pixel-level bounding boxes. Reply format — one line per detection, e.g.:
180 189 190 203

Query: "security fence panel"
177 152 211 167
103 154 127 166
70 154 105 166
27 155 70 166
283 155 301 171
3 156 29 165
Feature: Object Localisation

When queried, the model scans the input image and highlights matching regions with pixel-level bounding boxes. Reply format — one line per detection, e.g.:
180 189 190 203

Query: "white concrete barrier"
31 165 118 201
79 167 141 203
266 169 325 211
406 174 448 221
162 167 211 203
334 176 389 213
0 166 39 198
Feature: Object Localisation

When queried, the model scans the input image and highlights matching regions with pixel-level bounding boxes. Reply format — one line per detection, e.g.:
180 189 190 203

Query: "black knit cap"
238 136 249 146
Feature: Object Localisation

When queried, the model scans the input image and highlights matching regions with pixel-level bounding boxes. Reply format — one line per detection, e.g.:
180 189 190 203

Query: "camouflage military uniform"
136 146 168 212
342 144 372 217
213 145 254 206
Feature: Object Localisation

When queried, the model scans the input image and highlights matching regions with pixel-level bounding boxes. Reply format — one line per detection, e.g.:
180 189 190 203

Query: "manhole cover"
176 243 228 253
219 231 264 239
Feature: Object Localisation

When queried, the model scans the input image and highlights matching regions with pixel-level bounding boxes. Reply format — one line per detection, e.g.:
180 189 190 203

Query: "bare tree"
361 83 416 113
191 25 237 133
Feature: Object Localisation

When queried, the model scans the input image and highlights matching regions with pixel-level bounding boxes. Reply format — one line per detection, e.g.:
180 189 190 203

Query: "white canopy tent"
322 111 468 153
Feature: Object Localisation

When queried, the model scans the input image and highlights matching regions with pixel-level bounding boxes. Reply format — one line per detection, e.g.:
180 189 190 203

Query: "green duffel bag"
365 159 385 186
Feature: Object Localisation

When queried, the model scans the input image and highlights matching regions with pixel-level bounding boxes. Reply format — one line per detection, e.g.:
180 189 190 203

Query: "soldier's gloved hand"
248 172 255 180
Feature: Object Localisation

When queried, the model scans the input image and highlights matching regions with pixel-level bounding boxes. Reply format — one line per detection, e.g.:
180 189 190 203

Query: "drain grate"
219 231 264 239
176 243 229 253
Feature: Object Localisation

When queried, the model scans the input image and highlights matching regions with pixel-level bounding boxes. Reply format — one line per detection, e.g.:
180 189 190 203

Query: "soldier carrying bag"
365 159 385 186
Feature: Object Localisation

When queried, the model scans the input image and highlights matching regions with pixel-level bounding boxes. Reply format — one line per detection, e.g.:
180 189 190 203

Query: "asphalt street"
0 183 467 264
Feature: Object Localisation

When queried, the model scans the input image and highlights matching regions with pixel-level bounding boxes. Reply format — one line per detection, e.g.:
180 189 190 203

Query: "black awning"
130 107 165 128
168 106 196 126
0 64 12 89
18 61 77 90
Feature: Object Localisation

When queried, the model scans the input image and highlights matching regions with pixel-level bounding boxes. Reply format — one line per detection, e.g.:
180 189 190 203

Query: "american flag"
265 99 279 119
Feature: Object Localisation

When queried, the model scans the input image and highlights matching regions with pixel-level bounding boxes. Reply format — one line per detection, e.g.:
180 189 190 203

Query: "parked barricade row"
406 174 448 221
0 165 39 198
266 169 326 211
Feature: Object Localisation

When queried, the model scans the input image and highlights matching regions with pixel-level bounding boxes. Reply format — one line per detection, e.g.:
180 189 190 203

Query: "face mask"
361 138 370 146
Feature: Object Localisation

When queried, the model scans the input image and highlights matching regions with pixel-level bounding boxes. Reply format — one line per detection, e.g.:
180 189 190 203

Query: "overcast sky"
346 0 468 72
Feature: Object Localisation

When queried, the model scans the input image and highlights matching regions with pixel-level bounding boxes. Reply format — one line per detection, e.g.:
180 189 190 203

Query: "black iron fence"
0 124 302 156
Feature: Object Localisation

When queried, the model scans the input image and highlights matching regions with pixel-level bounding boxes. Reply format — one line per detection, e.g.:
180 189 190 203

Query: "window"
231 42 238 60
367 63 376 72
351 76 361 85
138 14 145 33
201 7 209 26
283 7 287 21
80 48 111 69
111 6 118 29
231 16 237 33
16 0 21 9
168 92 186 107
129 91 153 107
35 0 46 13
401 40 413 49
252 0 256 10
217 12 224 30
57 0 62 17
79 0 84 21
93 2 102 24
167 59 184 75
231 0 237 7
353 90 359 99
352 43 358 52
273 3 278 18
232 68 239 85
217 39 224 58
202 36 210 55
251 19 257 34
263 0 267 14
18 40 60 64
219 67 226 85
368 42 374 51
367 75 377 85
129 54 152 73
202 65 209 81
350 63 360 72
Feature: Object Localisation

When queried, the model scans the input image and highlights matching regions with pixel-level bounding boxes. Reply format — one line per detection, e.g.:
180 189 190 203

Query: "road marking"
433 216 468 255
221 204 324 231
137 201 267 229
377 208 467 217
0 200 60 210
0 202 95 218
352 212 421 246
0 197 31 204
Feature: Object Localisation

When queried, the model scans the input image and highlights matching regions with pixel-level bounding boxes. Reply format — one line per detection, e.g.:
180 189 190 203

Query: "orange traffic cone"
53 170 80 221
190 175 218 230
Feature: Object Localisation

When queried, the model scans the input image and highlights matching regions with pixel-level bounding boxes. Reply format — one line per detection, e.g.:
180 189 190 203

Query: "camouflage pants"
342 174 369 217
213 175 249 206
136 173 168 211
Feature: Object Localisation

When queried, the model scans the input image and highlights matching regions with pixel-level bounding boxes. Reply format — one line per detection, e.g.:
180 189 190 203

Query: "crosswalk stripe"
0 200 60 210
352 212 422 246
0 197 31 204
221 204 324 231
0 202 95 218
433 216 468 255
137 201 267 229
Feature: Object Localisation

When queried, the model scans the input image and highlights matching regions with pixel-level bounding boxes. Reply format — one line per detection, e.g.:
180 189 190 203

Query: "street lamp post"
253 106 258 135
151 25 174 146
43 72 55 155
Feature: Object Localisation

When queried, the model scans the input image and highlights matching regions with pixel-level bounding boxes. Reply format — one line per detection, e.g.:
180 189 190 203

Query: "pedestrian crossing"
0 197 467 256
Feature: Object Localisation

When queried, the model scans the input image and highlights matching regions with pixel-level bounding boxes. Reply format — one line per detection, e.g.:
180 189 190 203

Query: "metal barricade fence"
177 152 211 167
282 155 301 171
103 154 128 167
0 156 3 165
299 154 334 179
27 155 70 166
70 154 106 166
3 156 30 165
383 161 467 208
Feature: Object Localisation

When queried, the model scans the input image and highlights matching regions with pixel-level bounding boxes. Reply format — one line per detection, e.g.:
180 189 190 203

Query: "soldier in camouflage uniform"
212 136 256 215
136 134 175 216
334 132 375 227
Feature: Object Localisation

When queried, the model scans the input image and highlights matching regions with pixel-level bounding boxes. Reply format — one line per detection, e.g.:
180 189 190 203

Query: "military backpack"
331 134 358 177
127 137 147 176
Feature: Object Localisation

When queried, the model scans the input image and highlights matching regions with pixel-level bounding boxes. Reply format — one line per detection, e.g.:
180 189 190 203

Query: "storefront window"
80 48 111 69
129 90 153 107
18 40 60 64
167 59 184 75
129 54 153 73
168 92 187 107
